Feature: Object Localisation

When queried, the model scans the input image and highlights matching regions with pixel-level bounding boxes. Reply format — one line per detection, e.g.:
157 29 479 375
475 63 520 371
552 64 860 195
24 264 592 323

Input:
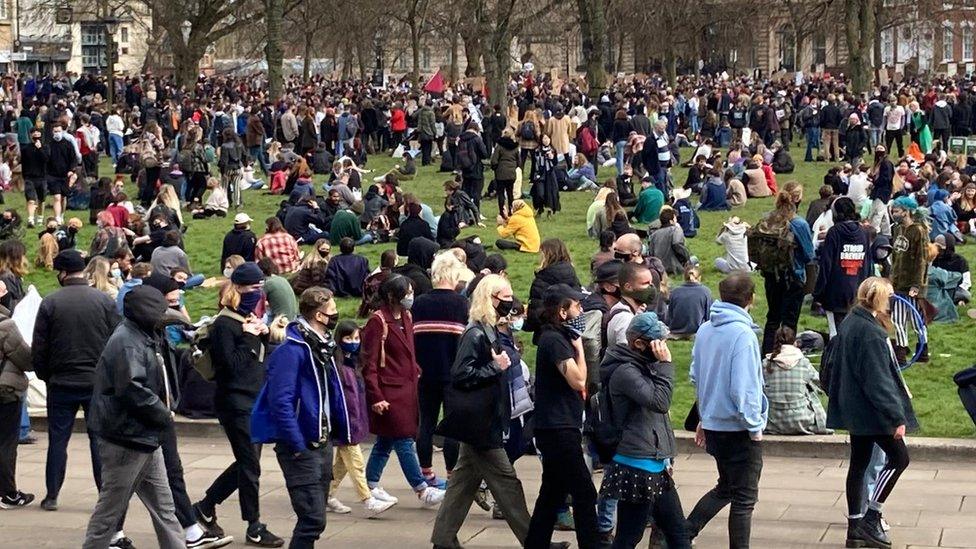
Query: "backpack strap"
371 310 389 368
216 308 247 323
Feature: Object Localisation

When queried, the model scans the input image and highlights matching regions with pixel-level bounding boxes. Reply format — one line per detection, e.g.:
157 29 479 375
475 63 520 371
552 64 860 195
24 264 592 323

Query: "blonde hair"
856 277 893 330
511 199 531 215
83 256 117 296
153 184 184 225
469 274 510 326
219 282 242 311
430 251 464 286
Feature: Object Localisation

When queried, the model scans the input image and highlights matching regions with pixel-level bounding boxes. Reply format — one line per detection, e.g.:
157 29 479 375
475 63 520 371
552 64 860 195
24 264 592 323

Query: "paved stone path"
4 436 975 548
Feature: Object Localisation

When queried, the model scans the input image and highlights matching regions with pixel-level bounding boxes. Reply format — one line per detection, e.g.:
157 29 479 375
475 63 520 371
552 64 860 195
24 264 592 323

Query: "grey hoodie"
716 221 750 271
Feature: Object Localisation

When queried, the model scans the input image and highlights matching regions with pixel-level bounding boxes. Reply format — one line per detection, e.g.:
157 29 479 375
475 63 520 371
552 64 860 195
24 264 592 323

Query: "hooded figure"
392 237 437 296
762 341 830 435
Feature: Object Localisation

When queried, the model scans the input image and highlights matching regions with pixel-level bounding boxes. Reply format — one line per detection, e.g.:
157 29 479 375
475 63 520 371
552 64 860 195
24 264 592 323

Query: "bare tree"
391 0 434 85
576 0 607 98
845 0 875 92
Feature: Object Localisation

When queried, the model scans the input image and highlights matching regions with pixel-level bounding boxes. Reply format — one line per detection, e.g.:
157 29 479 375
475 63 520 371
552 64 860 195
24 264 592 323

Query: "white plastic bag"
12 285 41 347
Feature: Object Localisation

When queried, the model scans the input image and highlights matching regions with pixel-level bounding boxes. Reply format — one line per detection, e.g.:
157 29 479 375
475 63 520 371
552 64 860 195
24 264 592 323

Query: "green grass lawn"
17 142 976 438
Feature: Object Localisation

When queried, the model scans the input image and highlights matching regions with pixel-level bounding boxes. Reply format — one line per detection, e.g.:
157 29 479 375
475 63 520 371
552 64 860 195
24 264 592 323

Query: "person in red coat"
390 103 408 151
361 274 446 508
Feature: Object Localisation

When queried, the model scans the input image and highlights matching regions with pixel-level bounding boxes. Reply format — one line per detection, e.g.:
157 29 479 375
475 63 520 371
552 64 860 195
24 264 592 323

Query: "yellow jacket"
497 206 541 253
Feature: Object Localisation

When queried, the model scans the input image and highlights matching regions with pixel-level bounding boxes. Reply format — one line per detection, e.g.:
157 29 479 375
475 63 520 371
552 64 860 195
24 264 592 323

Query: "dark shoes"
0 491 34 509
40 496 58 511
193 501 227 538
893 345 909 367
245 523 284 548
852 510 892 548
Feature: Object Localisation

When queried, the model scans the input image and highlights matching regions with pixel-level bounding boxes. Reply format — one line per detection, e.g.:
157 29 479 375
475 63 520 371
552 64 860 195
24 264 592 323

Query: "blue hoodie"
690 301 768 434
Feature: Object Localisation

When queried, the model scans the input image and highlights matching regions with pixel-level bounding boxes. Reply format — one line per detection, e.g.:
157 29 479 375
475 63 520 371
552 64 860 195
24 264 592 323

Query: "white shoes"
417 486 446 508
326 497 351 514
363 496 396 516
370 486 398 504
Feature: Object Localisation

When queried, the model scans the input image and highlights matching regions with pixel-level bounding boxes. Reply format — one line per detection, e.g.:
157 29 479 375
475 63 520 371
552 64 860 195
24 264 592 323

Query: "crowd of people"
0 66 972 549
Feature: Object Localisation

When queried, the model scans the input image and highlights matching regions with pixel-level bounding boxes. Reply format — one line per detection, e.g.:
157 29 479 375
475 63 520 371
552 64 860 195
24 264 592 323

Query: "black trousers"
417 380 459 473
203 407 263 523
884 128 905 158
420 139 433 166
159 421 195 528
762 274 806 355
526 428 599 549
846 435 910 516
276 444 333 549
462 176 484 211
687 430 763 549
496 239 521 250
496 179 515 215
612 485 691 549
187 172 208 204
0 398 20 496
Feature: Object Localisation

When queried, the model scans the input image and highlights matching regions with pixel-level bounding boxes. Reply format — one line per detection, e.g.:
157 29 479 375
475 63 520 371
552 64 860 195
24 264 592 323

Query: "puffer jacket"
490 136 520 181
0 311 32 399
601 343 676 460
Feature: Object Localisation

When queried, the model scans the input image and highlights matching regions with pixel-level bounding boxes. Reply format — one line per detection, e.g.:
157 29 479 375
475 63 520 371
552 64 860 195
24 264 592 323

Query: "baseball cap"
233 213 253 225
593 261 621 284
543 283 584 307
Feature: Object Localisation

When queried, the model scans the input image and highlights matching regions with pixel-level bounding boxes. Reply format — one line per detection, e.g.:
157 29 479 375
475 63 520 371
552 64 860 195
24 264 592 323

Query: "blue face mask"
510 317 525 332
238 290 262 314
340 341 361 355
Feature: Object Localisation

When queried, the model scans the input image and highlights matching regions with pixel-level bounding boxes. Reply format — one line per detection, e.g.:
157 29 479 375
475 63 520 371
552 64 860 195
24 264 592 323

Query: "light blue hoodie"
689 300 768 434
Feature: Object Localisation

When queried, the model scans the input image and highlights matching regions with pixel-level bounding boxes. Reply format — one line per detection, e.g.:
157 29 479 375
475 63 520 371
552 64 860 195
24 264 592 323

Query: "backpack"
586 366 622 463
579 126 599 156
747 216 796 275
519 120 537 141
456 138 477 170
190 309 248 381
818 335 840 390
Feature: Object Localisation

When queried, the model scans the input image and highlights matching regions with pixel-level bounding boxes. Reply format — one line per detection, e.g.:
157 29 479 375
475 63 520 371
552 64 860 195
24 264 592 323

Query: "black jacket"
90 289 173 452
825 306 918 435
458 131 488 180
490 136 520 181
601 344 676 460
47 138 77 177
870 159 895 202
526 261 582 333
814 221 871 312
33 278 121 390
211 313 265 410
220 227 257 270
283 205 329 240
396 215 434 256
20 142 48 179
820 103 842 130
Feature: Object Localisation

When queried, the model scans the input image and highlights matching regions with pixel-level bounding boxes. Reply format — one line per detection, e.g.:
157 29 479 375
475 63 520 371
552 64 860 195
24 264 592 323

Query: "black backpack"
456 138 476 170
818 335 840 390
519 120 537 141
586 365 622 464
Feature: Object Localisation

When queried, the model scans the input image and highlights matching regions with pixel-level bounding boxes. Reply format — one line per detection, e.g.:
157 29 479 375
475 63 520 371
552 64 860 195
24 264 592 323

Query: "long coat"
361 305 421 439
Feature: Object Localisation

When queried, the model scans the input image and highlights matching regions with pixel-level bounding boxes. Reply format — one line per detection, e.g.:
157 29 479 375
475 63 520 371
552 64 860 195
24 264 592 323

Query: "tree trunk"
410 23 422 86
462 34 483 76
616 30 626 73
265 0 284 100
795 32 805 73
303 31 312 80
356 42 368 80
845 0 875 93
172 41 204 90
576 0 607 100
664 48 677 88
449 31 460 83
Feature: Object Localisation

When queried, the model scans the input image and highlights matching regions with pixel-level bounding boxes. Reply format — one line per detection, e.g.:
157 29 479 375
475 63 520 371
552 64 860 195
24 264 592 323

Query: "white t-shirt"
884 105 905 131
847 172 870 204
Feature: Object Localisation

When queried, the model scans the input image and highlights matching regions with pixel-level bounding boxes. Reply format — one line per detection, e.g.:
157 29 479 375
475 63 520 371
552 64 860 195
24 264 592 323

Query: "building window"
121 47 129 55
964 25 974 60
422 46 430 69
944 25 954 61
398 55 407 70
81 24 108 73
120 27 129 43
777 27 796 72
813 33 827 66
0 0 8 20
882 28 894 64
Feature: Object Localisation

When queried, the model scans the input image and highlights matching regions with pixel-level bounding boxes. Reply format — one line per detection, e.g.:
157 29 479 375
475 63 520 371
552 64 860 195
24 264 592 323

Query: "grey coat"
0 313 32 400
601 343 676 460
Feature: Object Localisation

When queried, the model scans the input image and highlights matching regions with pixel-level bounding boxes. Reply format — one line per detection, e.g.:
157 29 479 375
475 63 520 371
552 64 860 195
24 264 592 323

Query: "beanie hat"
230 262 265 285
53 250 85 273
627 312 670 340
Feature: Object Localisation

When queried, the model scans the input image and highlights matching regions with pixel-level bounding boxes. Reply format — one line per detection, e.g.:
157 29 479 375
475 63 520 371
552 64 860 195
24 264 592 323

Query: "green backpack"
190 309 247 381
747 216 796 275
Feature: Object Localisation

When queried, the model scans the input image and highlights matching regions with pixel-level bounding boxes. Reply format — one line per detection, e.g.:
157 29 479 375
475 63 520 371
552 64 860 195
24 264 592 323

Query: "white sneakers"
326 497 351 514
363 496 396 516
417 486 446 508
370 486 398 504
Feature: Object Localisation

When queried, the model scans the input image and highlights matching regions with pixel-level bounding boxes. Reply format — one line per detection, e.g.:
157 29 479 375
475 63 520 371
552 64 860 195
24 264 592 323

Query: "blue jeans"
615 140 627 176
248 145 269 174
805 127 821 161
183 273 205 290
869 127 883 148
19 399 29 440
366 436 427 491
597 495 618 533
45 385 102 499
299 229 329 244
689 114 700 137
109 134 124 164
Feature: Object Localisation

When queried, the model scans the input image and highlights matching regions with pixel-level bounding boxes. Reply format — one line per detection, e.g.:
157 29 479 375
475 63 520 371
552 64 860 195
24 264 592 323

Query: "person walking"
82 286 184 549
599 312 690 549
250 287 349 549
825 277 916 549
0 301 33 509
361 275 447 507
889 196 930 365
431 275 537 548
813 197 872 336
194 262 284 547
525 284 599 549
687 273 768 549
33 250 121 513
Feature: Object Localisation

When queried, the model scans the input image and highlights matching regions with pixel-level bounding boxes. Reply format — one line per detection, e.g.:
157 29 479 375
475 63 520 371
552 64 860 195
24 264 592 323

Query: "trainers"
0 491 35 509
186 531 233 549
109 537 136 549
417 486 445 508
473 482 491 511
423 473 448 489
192 501 223 537
326 497 351 514
491 504 505 520
363 496 396 516
244 523 284 547
370 486 398 504
40 496 58 511
17 434 36 445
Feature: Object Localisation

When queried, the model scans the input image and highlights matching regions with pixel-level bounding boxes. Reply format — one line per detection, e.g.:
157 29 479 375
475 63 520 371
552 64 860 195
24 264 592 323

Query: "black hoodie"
814 220 872 312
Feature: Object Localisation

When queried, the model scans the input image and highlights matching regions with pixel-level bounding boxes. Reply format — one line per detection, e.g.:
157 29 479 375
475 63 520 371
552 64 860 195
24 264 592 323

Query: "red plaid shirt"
255 232 300 274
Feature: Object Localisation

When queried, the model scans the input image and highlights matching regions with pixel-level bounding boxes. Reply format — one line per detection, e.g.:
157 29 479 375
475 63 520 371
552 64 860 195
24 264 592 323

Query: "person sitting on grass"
324 237 371 298
191 177 228 219
762 326 830 435
496 199 541 253
631 176 665 227
667 264 713 338
699 167 730 211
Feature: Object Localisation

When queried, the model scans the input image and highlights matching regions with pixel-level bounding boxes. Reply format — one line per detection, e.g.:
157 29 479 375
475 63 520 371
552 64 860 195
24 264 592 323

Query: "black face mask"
325 314 339 331
495 298 514 318
614 251 633 262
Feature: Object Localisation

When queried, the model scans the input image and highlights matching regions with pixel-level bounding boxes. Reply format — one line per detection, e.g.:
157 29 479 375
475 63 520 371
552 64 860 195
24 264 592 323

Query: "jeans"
298 228 329 244
597 495 618 533
202 407 263 523
366 436 427 491
417 380 459 473
109 134 124 164
420 139 433 165
869 127 883 148
689 114 700 137
687 430 763 549
431 444 532 547
804 127 821 161
859 444 887 515
526 428 599 549
46 385 102 499
276 444 332 549
846 435 909 516
248 145 270 174
462 176 484 211
0 398 20 495
612 485 690 549
615 140 627 176
19 399 29 440
761 274 806 355
83 441 184 549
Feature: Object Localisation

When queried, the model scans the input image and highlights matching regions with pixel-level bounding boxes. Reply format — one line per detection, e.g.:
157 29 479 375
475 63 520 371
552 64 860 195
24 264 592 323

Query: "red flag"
423 70 445 94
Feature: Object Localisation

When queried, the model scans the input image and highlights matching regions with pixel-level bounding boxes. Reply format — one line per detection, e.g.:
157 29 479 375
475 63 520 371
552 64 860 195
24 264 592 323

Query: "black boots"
853 509 892 548
846 518 865 548
892 344 909 367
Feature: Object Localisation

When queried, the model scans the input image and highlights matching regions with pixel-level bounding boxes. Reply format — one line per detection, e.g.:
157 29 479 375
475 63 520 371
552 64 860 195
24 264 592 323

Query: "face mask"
564 314 585 339
623 285 657 306
111 268 122 280
340 341 361 355
613 251 633 262
510 317 525 332
324 314 339 331
891 213 905 224
53 131 64 141
601 286 621 298
238 290 262 314
495 298 514 318
400 296 414 310
223 267 233 278
45 227 56 234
